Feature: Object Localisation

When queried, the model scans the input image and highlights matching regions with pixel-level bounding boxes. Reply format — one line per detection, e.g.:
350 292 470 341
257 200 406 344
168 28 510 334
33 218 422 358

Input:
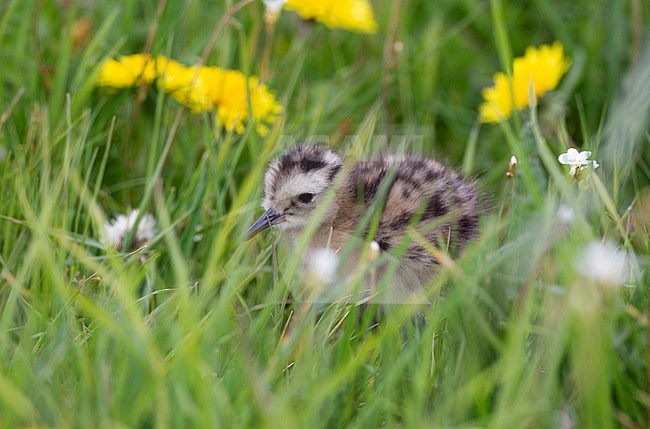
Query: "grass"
1 0 649 427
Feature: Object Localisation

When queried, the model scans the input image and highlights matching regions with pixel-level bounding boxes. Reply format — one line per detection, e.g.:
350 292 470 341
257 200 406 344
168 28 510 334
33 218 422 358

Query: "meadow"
0 0 649 427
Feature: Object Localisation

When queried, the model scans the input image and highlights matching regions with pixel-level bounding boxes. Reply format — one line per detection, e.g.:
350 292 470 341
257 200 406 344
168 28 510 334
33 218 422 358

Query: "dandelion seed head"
576 241 629 287
103 209 156 252
262 0 287 14
556 204 575 225
558 406 577 429
309 248 339 284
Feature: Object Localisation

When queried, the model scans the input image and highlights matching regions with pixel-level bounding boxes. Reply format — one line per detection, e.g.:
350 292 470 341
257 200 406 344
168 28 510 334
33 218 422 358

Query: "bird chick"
247 144 480 303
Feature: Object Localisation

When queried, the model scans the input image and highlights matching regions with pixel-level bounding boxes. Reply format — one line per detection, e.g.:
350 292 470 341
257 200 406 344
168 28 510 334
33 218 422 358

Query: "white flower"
103 209 156 251
592 160 599 169
309 248 339 284
369 240 381 261
558 148 592 167
558 148 600 177
557 204 574 225
262 0 287 13
506 155 518 179
558 406 577 429
193 224 203 243
576 241 629 286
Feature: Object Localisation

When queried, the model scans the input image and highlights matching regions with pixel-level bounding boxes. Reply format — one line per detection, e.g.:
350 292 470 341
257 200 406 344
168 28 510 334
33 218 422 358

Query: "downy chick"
247 144 480 303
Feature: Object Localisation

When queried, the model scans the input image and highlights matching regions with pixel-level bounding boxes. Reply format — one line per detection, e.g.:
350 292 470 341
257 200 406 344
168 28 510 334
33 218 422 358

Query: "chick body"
252 145 480 303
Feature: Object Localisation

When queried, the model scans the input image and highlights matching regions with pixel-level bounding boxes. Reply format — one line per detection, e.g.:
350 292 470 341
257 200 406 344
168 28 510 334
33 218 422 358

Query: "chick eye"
297 193 315 204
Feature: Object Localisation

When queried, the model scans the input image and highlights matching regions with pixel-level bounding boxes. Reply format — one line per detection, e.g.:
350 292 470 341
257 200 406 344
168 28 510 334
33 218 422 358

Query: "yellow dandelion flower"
479 42 571 123
97 54 283 135
97 54 157 88
213 71 283 136
156 61 282 135
248 79 284 136
156 59 222 112
284 0 378 34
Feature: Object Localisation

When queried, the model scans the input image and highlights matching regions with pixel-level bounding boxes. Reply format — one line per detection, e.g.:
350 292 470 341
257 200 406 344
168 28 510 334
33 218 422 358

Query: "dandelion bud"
263 0 286 24
368 240 381 262
262 0 287 13
506 155 517 179
71 17 93 49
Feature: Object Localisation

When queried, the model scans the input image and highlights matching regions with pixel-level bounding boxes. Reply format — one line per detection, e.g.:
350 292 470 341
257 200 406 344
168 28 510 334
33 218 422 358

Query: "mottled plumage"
248 144 480 303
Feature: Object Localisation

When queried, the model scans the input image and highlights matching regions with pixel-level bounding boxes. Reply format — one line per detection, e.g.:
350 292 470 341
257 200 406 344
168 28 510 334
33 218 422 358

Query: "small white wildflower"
393 41 404 54
309 248 339 284
510 155 517 165
576 241 629 286
369 240 381 262
558 406 577 429
557 204 574 225
262 0 287 14
103 209 156 251
592 160 599 169
558 148 592 166
193 224 203 243
558 148 599 177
